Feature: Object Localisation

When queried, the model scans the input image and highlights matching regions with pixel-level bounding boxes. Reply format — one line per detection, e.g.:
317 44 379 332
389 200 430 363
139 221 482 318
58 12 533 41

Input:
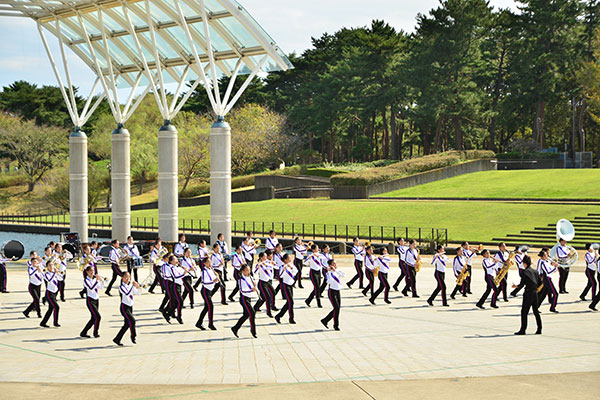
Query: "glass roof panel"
217 16 259 49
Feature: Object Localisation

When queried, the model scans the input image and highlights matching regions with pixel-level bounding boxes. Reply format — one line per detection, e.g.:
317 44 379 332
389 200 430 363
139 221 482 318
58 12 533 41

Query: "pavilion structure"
0 0 292 245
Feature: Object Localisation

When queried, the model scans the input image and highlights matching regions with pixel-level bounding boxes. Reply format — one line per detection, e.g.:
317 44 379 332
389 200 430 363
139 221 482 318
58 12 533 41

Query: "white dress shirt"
255 260 274 281
44 271 63 293
432 253 449 273
556 245 571 260
326 269 345 290
293 244 307 260
197 246 209 260
585 251 597 271
280 263 298 285
364 254 376 271
396 245 407 262
453 255 466 277
28 264 43 286
538 259 556 276
482 257 497 278
265 237 279 250
120 283 141 306
84 276 104 300
171 265 185 285
307 252 321 271
161 263 173 282
514 253 525 270
124 243 140 258
231 253 245 270
463 248 475 266
273 251 285 271
319 252 332 272
211 253 224 271
376 255 392 274
109 246 120 264
405 248 418 267
202 268 218 291
173 242 188 257
239 275 256 298
242 243 254 261
352 245 365 262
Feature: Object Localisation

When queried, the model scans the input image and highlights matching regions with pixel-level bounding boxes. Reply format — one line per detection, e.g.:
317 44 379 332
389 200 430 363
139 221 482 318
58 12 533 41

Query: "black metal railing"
0 213 448 245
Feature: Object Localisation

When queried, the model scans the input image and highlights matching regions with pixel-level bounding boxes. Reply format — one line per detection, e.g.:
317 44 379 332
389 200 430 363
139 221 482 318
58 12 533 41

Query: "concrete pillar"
158 120 178 242
111 124 131 242
210 117 231 248
69 128 88 242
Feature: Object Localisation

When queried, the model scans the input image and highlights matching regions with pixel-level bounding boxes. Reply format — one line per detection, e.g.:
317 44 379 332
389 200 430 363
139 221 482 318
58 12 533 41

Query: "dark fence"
0 213 448 246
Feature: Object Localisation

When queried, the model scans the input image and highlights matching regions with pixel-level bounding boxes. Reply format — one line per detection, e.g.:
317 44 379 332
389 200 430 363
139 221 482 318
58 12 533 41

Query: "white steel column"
158 120 178 241
111 124 131 241
70 129 88 242
210 117 231 246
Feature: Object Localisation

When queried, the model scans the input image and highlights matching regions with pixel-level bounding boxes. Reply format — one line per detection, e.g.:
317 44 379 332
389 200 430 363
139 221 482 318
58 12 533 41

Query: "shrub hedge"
496 151 560 160
330 150 495 186
0 174 27 188
304 168 349 178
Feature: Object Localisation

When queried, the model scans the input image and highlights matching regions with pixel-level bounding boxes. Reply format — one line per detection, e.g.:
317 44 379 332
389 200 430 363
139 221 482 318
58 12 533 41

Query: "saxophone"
414 250 422 272
78 254 96 271
494 252 515 286
456 259 469 285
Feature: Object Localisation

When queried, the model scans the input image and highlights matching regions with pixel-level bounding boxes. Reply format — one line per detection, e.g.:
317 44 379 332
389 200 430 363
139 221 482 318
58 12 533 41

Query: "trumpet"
364 241 371 247
307 241 314 248
78 254 96 271
254 238 261 247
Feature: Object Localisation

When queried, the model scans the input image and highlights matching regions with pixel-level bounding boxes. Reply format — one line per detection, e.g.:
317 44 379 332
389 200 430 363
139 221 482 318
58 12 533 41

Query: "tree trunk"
434 117 444 153
382 108 389 159
534 99 545 147
390 104 398 160
578 98 586 152
329 129 334 162
181 174 192 194
454 117 463 150
398 113 405 160
27 180 35 192
308 132 314 151
569 97 576 160
371 113 376 161
138 170 146 195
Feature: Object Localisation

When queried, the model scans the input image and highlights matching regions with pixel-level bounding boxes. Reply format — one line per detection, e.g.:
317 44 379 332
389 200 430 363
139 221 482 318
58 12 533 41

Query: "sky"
0 0 517 97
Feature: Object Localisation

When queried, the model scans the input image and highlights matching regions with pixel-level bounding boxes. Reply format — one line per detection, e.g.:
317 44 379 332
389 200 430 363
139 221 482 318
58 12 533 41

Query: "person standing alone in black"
512 255 542 335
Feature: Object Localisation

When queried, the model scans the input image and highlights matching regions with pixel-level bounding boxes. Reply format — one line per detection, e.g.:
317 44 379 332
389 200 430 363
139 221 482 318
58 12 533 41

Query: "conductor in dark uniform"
512 255 542 335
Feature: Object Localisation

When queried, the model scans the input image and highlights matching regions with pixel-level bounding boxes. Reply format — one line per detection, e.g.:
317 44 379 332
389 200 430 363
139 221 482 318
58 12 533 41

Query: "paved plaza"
1 255 599 398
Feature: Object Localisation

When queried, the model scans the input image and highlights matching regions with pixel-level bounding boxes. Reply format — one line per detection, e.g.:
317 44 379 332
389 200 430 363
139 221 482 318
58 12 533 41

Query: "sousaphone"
550 219 578 267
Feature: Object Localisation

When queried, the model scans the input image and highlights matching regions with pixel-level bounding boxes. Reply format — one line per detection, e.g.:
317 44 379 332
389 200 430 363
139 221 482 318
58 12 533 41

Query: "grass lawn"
373 169 600 199
74 199 597 242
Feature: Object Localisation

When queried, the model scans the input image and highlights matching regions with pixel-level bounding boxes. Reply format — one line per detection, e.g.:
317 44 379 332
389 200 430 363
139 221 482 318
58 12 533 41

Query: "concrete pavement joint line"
352 381 376 400
345 308 600 345
0 342 76 362
125 353 600 400
70 327 465 362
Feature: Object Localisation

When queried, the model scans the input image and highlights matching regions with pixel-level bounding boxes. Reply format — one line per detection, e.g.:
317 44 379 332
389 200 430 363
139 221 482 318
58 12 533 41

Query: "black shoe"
132 337 137 344
94 334 100 338
113 338 123 346
334 327 340 331
105 291 112 297
37 314 42 318
267 312 273 318
221 301 228 305
305 299 311 307
564 291 569 294
369 298 375 305
510 292 517 298
385 300 392 304
550 309 559 313
252 332 257 338
462 293 468 297
23 311 29 318
196 323 206 330
393 285 398 292
228 296 235 302
317 304 322 308
321 318 328 329
401 290 409 297
209 324 216 331
503 299 509 302
442 304 449 307
289 319 296 324
275 315 281 324
271 306 279 311
299 285 304 289
491 305 499 309
148 290 155 294
231 327 239 338
476 304 485 310
514 331 526 335
176 317 184 324
79 291 85 299
54 323 61 327
450 295 456 300
347 283 352 289
535 330 542 335
427 299 433 306
361 291 368 297
580 295 586 301
80 333 90 338
589 305 598 311
412 295 420 298
60 299 65 302
467 291 473 294
40 323 49 328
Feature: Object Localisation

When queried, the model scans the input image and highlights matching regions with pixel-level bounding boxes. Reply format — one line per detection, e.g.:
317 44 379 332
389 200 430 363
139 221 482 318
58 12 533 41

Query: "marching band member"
273 243 286 299
215 233 230 281
242 237 256 275
427 245 449 307
193 240 209 290
275 253 298 324
461 242 476 294
510 246 528 298
556 238 571 294
113 272 141 346
321 259 344 331
23 253 43 318
403 240 420 298
370 247 392 305
228 245 247 302
78 244 98 298
180 248 197 309
493 243 509 302
124 236 141 282
41 246 53 305
590 257 600 310
167 254 186 324
265 230 279 251
476 250 499 309
245 231 258 269
40 260 63 327
580 243 598 301
0 254 7 293
90 241 99 257
392 238 408 292
450 247 468 299
537 248 559 313
148 239 165 294
231 264 258 338
305 244 323 308
347 237 365 289
54 243 71 302
512 255 542 335
253 251 277 317
361 246 376 298
210 243 227 305
173 234 188 259
105 240 124 297
292 237 306 288
318 244 333 297
196 258 218 330
159 253 173 322
80 266 104 338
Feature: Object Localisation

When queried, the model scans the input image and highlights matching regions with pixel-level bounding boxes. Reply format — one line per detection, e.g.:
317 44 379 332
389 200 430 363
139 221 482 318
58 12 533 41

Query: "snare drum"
133 257 144 269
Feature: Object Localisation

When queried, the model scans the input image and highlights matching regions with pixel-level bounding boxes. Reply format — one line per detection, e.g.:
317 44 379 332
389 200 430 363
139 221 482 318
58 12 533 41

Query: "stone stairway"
492 213 600 249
